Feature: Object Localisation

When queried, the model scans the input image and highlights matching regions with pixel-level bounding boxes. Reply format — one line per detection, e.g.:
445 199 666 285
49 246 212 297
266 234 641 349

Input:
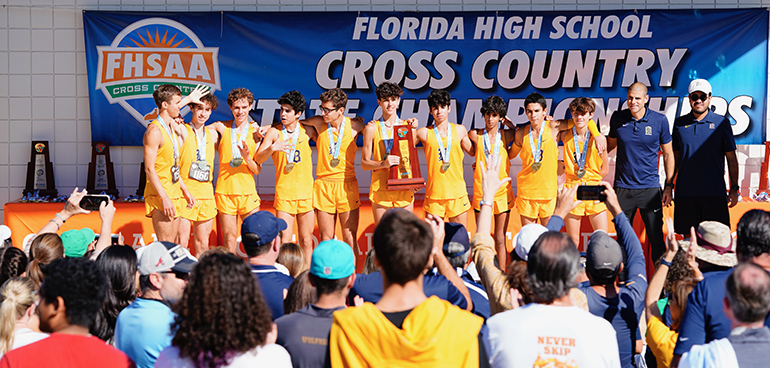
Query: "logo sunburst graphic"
128 29 190 49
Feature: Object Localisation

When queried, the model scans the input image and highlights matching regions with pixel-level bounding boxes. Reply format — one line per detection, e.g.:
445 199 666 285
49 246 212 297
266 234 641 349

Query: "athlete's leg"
372 202 390 227
316 210 337 242
177 218 192 248
493 211 511 268
295 210 316 268
192 218 213 256
152 210 178 242
564 213 582 248
218 213 238 253
276 210 296 245
338 208 360 258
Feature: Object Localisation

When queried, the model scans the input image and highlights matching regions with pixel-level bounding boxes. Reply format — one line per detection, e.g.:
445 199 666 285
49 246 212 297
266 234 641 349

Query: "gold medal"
230 158 243 167
577 169 586 179
285 163 295 173
330 158 340 168
532 162 541 172
442 162 450 171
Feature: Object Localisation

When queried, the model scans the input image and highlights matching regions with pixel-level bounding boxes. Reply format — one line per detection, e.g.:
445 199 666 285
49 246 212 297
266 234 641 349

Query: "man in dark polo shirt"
671 79 738 234
608 82 675 263
241 211 294 320
275 239 356 368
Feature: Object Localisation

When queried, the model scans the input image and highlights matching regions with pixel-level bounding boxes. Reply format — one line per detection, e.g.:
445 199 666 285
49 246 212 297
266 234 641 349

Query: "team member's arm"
415 126 429 148
255 127 282 165
726 150 739 207
179 178 195 209
144 124 175 218
607 111 622 153
361 124 398 170
599 138 610 178
207 121 227 146
237 134 261 175
509 126 525 159
176 85 210 108
457 125 474 156
350 116 367 139
661 142 675 206
426 213 473 311
466 129 478 157
299 115 325 131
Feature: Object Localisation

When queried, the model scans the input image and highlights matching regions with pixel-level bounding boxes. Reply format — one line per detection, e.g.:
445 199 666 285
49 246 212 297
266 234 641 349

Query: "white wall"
1 0 768 223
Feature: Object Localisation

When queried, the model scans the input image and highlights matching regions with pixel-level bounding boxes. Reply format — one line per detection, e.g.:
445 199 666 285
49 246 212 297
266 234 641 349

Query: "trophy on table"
23 141 57 198
387 126 425 191
87 142 119 197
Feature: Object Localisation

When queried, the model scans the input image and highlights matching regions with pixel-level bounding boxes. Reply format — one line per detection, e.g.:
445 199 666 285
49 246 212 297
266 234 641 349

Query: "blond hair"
0 277 37 354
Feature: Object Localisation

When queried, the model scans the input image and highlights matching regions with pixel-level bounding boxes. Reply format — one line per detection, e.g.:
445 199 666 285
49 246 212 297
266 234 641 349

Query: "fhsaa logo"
95 18 220 126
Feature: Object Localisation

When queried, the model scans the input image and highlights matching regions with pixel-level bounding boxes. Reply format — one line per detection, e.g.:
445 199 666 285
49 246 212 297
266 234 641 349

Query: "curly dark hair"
320 88 348 110
657 249 691 294
736 210 770 259
524 92 547 110
40 257 109 329
506 260 533 305
284 270 317 315
91 245 138 342
375 82 403 100
227 87 254 107
480 95 507 117
171 252 273 368
277 90 306 117
0 247 28 287
427 89 451 109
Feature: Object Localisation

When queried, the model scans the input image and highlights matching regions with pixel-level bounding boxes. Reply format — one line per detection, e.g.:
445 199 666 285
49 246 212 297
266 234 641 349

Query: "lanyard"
231 121 247 159
482 129 502 165
572 126 590 171
379 117 398 153
282 125 300 159
528 123 545 163
327 118 345 159
157 116 178 161
433 124 452 163
194 126 206 162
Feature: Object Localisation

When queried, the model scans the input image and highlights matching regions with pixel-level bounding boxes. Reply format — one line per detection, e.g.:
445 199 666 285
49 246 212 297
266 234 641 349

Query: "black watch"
731 184 740 192
665 183 674 189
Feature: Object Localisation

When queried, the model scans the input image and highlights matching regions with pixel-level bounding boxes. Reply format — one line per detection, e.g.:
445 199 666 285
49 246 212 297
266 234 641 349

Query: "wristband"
660 258 673 267
479 199 494 207
55 212 66 223
49 219 61 230
665 183 675 189
730 185 739 192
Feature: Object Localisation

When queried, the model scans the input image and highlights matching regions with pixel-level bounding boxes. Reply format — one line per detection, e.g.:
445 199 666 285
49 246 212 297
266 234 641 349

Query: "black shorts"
674 195 730 234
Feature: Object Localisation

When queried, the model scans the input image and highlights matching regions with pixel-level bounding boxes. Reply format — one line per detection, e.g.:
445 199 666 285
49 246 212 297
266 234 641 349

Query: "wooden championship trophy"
387 126 425 191
87 142 119 197
23 141 58 198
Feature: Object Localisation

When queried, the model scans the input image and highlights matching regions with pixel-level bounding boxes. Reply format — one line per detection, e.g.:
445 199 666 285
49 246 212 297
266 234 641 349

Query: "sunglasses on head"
689 93 709 102
162 269 189 281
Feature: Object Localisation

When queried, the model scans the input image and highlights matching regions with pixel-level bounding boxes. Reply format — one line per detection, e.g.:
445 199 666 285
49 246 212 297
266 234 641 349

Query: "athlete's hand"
385 155 400 167
182 186 196 209
502 116 516 130
161 194 176 219
351 117 365 125
594 133 607 153
728 187 739 208
186 84 211 105
271 138 287 153
238 141 252 161
405 118 419 129
256 124 269 138
662 186 673 207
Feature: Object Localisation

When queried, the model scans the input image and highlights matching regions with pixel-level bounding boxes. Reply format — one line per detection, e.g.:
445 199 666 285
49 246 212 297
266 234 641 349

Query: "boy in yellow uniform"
300 88 366 254
143 84 208 242
415 89 473 226
559 97 609 248
361 82 417 225
175 94 218 255
513 93 604 226
256 91 317 266
467 95 516 267
209 88 262 253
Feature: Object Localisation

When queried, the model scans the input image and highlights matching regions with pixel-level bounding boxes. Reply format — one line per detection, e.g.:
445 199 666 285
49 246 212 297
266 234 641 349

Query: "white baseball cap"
688 79 712 95
513 224 548 261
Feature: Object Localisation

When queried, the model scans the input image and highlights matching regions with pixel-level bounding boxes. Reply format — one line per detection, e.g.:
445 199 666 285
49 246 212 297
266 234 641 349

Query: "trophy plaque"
387 126 425 191
23 141 58 198
87 142 119 197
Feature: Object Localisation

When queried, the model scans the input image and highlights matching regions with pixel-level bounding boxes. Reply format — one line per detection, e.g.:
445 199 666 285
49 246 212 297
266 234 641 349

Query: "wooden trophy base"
387 177 425 191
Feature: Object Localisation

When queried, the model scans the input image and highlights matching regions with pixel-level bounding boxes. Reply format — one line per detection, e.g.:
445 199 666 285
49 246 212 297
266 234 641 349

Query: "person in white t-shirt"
155 252 291 368
0 277 48 358
481 159 620 368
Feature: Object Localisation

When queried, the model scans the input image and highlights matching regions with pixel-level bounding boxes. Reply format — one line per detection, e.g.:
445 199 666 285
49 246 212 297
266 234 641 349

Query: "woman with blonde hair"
27 233 64 288
0 277 47 357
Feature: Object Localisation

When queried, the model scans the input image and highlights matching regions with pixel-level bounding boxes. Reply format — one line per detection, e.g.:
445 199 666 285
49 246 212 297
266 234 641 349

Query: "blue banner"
84 9 768 146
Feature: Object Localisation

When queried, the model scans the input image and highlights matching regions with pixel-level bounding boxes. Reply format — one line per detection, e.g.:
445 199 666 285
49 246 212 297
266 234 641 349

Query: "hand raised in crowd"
424 213 446 248
687 226 704 280
599 181 623 217
99 199 116 224
480 155 511 200
553 185 581 219
62 187 91 219
664 217 679 259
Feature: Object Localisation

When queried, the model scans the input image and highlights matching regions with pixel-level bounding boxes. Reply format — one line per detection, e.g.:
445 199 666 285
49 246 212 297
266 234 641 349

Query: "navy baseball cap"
443 222 470 257
241 211 287 247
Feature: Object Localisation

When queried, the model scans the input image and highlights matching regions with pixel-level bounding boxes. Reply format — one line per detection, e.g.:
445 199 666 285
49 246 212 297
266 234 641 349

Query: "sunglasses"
689 93 709 102
320 106 339 115
162 269 189 281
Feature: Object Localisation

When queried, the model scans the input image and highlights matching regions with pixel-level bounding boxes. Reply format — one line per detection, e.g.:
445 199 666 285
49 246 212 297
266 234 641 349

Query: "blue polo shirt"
426 267 491 320
672 110 736 197
348 271 467 310
609 108 672 189
250 264 294 320
674 268 770 355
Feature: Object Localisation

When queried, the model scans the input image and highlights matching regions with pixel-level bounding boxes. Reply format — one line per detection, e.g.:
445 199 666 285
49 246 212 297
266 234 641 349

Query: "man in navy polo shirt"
608 82 675 264
241 211 294 320
671 79 739 234
671 210 770 367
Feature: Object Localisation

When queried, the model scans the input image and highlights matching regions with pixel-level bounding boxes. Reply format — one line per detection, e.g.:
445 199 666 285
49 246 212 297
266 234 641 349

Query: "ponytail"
0 277 36 354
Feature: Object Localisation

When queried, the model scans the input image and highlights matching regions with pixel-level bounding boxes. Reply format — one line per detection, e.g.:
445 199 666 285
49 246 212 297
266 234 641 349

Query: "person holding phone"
559 98 610 248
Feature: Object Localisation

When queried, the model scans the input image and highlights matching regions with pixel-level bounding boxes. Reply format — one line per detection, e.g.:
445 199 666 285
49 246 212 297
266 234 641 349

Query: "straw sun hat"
679 221 737 268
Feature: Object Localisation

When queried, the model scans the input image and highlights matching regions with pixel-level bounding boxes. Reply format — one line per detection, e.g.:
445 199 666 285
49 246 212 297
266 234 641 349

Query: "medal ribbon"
528 123 545 164
282 125 300 162
157 116 179 162
327 118 345 161
231 121 247 160
433 124 452 163
194 126 207 162
482 129 502 166
379 117 398 153
572 126 589 172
